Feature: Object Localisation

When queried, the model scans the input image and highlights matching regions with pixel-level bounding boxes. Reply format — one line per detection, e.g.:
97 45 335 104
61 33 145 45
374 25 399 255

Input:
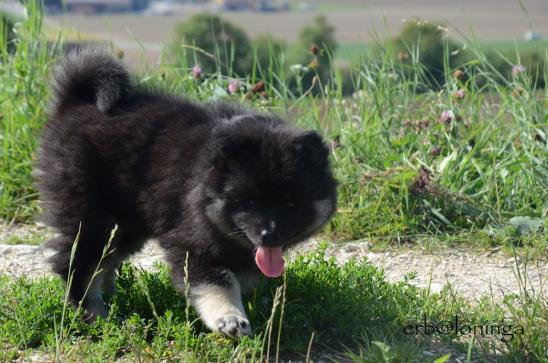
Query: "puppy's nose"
259 229 279 245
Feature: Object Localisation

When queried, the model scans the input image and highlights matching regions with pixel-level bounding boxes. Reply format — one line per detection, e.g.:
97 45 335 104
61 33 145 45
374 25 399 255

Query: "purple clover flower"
192 65 202 79
227 79 240 94
454 89 465 99
439 110 454 124
512 64 526 77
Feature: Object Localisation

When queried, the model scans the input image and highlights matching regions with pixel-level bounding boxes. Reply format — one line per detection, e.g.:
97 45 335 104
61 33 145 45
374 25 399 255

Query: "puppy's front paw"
216 315 252 338
190 273 252 339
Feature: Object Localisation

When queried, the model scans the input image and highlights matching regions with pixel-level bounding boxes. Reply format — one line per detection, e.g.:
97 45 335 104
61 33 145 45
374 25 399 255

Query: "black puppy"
35 49 336 338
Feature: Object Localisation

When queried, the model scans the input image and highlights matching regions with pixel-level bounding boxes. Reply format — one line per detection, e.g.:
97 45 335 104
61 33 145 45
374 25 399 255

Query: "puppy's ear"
209 134 260 170
293 130 330 168
220 137 260 161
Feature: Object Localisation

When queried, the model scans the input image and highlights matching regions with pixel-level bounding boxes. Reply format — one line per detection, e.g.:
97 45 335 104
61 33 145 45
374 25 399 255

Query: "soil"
1 223 546 302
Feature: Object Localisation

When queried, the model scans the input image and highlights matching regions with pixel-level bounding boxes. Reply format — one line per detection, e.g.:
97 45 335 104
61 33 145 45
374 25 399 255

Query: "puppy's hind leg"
101 259 120 298
46 221 117 319
101 226 148 298
101 248 135 298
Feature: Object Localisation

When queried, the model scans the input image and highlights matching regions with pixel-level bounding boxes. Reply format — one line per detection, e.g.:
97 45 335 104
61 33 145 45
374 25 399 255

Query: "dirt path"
297 240 547 301
0 223 546 301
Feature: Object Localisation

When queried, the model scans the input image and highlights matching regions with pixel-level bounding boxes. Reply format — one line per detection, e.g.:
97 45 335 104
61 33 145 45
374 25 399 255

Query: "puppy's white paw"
190 271 252 339
216 315 252 338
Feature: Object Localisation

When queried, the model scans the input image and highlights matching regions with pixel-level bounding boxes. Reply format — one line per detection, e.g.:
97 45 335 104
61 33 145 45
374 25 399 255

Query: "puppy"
35 49 336 338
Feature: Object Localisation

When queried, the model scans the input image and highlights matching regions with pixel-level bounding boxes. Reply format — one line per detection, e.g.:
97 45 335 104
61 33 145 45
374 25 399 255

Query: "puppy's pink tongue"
255 246 285 278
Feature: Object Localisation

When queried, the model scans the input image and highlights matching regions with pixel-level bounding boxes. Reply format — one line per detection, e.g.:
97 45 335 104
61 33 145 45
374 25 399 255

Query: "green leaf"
434 353 451 363
507 216 543 236
372 341 391 354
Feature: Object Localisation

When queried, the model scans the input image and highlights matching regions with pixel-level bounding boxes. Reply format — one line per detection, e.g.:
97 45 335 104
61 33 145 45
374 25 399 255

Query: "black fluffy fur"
36 49 337 315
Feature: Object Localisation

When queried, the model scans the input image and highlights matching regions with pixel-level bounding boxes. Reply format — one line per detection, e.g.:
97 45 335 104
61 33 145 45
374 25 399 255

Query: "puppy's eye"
232 198 256 206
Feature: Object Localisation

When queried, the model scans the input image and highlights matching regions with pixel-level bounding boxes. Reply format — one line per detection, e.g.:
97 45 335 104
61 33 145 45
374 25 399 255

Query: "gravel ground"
296 240 547 300
1 223 546 301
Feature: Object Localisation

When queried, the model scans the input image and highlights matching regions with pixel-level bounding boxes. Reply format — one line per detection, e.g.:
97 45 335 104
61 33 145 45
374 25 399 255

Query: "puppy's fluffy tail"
50 48 131 113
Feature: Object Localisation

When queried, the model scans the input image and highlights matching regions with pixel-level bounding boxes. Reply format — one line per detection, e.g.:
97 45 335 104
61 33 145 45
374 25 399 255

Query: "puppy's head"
202 114 337 277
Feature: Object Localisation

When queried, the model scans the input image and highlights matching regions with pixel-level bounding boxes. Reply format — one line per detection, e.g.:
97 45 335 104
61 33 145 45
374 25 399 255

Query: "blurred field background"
29 0 548 68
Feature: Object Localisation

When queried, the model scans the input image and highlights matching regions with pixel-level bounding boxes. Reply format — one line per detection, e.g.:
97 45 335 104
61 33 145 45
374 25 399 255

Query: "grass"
2 228 44 245
1 248 546 362
1 5 546 254
0 2 55 222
